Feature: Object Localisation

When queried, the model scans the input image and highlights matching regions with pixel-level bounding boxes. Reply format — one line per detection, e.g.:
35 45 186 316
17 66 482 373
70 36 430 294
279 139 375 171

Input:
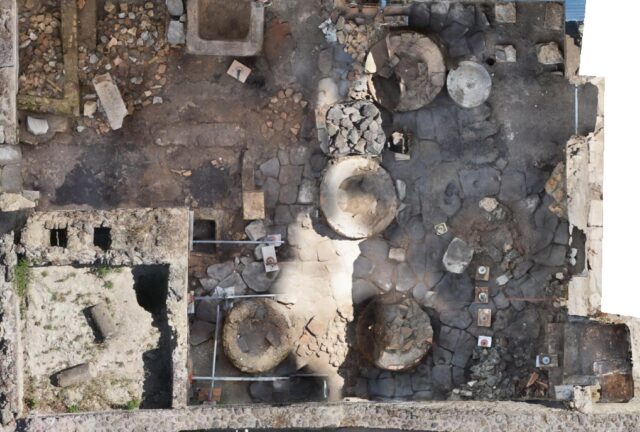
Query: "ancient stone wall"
0 0 20 195
14 400 640 432
0 0 17 146
0 233 21 427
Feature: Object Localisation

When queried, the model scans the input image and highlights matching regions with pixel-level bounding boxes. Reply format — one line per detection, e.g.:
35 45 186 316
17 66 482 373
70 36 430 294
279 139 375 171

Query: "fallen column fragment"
55 363 95 388
90 302 117 340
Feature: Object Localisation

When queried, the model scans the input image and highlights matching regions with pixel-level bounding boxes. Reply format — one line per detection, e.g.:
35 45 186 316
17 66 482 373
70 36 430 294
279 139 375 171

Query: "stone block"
442 238 474 274
27 116 49 135
167 20 186 44
537 42 564 65
166 0 184 16
1 164 21 192
0 145 20 165
93 73 127 130
243 190 265 220
544 3 564 31
227 60 251 83
495 45 517 63
245 220 266 241
495 3 516 23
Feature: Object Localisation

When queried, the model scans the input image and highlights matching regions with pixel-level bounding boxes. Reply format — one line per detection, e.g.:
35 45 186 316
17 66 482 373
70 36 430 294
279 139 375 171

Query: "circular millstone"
357 292 433 371
320 157 398 239
446 61 492 108
366 31 446 112
222 299 294 374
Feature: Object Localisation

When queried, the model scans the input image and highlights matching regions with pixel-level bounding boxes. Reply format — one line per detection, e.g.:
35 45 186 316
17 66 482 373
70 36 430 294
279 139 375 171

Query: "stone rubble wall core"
0 0 18 145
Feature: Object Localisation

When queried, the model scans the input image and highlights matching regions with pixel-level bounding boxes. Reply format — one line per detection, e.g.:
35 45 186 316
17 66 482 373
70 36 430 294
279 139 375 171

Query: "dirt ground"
22 265 171 412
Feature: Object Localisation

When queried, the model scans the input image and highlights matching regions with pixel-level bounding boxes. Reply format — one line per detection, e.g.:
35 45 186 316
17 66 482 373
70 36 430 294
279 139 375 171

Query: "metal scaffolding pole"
208 303 222 402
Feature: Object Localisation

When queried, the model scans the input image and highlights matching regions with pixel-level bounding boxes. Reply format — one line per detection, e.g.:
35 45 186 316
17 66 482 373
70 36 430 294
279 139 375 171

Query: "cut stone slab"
245 220 266 241
26 116 49 136
297 179 317 204
289 146 310 166
0 193 35 212
537 42 564 65
166 0 184 16
495 45 516 63
167 20 186 45
196 299 218 323
206 261 235 281
432 365 452 392
0 145 21 165
368 377 395 398
242 261 278 293
227 60 252 83
442 237 474 274
199 278 218 292
544 3 564 31
279 165 303 185
495 3 516 23
260 158 280 178
190 320 215 346
1 164 22 192
459 167 501 197
243 190 265 220
218 271 248 294
92 73 128 130
440 309 472 330
499 170 527 201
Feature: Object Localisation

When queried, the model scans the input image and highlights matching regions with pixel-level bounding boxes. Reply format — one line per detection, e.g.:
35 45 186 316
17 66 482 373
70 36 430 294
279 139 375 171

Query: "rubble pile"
296 313 350 368
325 101 385 156
260 88 308 143
77 1 170 133
331 16 384 65
18 1 64 98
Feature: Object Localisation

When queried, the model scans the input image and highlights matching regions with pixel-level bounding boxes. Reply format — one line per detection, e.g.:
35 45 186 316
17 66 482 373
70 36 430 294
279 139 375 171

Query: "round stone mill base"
320 156 398 239
356 292 433 371
222 298 294 374
446 60 492 108
366 31 446 112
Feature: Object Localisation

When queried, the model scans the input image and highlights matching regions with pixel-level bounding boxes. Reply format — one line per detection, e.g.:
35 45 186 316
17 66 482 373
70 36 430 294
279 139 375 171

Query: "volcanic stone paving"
326 1 596 401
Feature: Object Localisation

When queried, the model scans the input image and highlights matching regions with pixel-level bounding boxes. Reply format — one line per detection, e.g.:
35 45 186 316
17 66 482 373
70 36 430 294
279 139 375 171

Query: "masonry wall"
17 209 191 410
0 0 17 146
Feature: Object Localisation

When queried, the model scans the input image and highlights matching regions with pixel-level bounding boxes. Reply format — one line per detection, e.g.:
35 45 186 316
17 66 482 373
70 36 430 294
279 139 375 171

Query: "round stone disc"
446 61 492 108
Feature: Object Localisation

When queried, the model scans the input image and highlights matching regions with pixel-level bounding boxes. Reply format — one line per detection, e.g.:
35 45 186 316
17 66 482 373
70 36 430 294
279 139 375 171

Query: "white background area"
581 0 640 318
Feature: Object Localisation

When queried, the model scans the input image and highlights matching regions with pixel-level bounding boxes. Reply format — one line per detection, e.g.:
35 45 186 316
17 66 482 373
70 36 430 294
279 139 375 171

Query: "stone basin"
186 0 264 56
